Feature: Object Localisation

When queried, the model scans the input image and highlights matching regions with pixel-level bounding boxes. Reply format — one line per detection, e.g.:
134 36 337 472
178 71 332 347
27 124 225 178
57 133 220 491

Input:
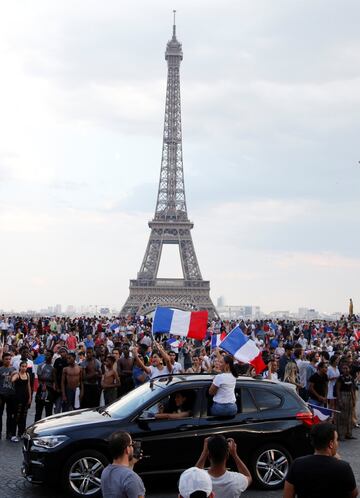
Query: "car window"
238 388 258 414
106 383 164 418
251 388 282 411
143 389 196 419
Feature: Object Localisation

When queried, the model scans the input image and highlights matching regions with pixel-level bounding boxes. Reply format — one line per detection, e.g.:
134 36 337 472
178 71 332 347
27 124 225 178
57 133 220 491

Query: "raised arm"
195 438 209 469
157 344 172 372
132 349 151 375
228 439 252 486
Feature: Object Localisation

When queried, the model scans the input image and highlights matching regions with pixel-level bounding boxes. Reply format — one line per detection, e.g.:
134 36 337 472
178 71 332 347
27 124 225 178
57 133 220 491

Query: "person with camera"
196 435 252 497
101 430 145 498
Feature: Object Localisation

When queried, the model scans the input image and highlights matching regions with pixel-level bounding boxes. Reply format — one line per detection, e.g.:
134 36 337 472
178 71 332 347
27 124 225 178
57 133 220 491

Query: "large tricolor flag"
152 307 208 340
219 325 266 374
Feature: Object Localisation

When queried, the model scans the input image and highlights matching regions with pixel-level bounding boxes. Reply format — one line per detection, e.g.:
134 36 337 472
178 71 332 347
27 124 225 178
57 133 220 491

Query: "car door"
197 385 270 464
128 387 202 474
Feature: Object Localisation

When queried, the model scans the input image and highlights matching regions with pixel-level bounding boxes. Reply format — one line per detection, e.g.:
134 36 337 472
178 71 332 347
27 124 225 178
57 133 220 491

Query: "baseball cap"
178 467 212 498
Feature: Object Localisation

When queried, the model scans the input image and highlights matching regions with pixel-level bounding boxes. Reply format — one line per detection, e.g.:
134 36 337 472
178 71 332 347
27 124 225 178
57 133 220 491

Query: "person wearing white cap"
178 467 214 498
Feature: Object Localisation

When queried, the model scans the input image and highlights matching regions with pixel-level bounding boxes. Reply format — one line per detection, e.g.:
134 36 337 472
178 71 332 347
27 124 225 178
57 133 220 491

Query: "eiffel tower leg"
137 230 162 281
178 233 202 281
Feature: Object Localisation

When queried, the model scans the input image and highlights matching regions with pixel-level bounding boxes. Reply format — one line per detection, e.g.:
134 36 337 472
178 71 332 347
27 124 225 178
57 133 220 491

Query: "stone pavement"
1 404 359 498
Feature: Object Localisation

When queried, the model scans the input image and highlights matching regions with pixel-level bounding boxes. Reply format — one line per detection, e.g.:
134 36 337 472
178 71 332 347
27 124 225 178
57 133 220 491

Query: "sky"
0 0 359 314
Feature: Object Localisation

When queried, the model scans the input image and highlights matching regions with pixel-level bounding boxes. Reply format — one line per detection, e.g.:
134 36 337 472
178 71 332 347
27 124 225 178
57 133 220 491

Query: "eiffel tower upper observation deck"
121 14 217 318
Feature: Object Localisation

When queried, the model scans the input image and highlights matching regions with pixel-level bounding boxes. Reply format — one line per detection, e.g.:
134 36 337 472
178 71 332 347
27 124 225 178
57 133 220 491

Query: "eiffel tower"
121 13 217 318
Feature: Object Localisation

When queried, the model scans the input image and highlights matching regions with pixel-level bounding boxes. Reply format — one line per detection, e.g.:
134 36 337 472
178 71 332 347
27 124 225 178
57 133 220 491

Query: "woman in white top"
209 355 237 416
327 355 340 412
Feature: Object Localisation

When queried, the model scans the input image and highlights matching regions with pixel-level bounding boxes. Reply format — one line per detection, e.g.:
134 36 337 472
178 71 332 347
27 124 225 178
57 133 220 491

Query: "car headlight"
32 435 69 448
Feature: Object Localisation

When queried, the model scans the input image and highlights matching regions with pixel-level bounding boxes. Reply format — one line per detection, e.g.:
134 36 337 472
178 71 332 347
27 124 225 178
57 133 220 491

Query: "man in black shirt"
53 348 68 413
308 361 328 407
283 422 358 498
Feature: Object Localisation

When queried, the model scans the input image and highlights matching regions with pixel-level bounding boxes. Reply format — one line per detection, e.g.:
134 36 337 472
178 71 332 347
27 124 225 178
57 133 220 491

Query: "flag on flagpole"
308 404 334 423
211 331 227 349
219 326 266 374
166 337 181 351
152 307 208 340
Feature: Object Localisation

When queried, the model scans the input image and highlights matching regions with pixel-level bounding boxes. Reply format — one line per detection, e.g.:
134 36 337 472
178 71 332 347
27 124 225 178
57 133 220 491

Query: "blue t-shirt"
34 354 45 365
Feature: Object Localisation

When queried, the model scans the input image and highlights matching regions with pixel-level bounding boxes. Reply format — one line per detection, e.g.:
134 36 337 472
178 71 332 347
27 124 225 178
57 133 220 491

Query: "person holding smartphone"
101 431 145 498
196 435 252 497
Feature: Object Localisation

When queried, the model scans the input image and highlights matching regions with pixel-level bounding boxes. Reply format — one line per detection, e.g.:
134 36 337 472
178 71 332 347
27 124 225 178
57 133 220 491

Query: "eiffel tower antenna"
121 16 217 318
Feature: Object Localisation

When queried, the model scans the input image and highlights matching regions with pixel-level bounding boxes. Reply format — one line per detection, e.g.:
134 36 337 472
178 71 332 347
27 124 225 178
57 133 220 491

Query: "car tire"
250 443 292 490
62 449 109 498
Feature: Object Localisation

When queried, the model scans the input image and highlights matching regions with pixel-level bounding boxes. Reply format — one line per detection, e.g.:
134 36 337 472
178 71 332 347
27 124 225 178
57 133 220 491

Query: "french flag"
211 332 227 349
152 307 208 340
167 337 181 350
308 404 332 423
219 326 266 374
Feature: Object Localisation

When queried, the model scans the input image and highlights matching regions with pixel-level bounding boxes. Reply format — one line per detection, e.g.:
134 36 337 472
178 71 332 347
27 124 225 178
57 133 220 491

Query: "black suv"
22 374 314 497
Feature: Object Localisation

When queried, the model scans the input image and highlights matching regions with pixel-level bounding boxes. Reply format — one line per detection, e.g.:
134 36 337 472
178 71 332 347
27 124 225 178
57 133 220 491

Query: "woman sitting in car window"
209 354 238 416
155 391 192 420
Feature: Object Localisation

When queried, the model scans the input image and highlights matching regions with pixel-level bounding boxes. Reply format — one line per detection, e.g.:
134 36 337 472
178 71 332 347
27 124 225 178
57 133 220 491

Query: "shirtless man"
102 356 120 405
80 348 102 408
118 344 135 396
61 353 82 411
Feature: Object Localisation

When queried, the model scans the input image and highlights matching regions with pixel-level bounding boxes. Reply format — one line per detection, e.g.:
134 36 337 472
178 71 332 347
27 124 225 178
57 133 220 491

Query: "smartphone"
133 440 142 459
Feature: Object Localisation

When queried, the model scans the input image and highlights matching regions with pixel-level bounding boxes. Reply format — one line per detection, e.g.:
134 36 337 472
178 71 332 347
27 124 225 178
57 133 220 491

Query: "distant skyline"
1 1 360 313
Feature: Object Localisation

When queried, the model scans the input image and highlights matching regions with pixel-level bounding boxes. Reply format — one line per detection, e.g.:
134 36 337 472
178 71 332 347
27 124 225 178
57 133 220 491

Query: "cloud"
0 0 359 311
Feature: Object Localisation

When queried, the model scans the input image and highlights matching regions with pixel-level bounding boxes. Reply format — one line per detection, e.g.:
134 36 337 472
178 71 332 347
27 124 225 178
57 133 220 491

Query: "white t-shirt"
210 470 249 498
263 370 279 381
327 365 340 399
213 373 236 404
149 365 172 379
140 335 152 347
11 356 34 371
171 361 183 374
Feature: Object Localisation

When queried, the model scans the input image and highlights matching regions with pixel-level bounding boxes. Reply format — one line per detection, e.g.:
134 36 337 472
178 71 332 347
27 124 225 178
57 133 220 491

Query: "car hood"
27 408 108 437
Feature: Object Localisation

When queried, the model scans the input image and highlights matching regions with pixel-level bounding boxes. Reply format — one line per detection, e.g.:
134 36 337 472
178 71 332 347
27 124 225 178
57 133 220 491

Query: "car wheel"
62 449 109 497
250 444 291 490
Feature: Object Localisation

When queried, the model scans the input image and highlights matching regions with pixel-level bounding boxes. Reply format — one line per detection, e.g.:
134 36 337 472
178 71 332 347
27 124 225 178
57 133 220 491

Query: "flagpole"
307 403 341 414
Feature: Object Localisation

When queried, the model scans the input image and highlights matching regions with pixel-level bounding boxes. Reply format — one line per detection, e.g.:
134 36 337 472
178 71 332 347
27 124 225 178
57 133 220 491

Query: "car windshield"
105 382 165 419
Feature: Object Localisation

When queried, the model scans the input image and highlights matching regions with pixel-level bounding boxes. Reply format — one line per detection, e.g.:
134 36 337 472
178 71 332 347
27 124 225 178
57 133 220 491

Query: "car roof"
152 373 281 388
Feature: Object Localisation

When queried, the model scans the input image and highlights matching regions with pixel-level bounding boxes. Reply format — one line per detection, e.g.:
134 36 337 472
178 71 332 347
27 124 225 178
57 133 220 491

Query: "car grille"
23 434 31 452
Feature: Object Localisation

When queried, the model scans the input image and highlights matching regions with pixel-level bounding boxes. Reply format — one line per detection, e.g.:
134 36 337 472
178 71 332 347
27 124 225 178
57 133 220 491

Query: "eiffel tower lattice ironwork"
121 14 217 318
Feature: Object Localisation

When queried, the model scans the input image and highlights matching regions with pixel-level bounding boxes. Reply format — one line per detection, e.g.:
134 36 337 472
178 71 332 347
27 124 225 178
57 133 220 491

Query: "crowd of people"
0 313 360 443
0 313 359 497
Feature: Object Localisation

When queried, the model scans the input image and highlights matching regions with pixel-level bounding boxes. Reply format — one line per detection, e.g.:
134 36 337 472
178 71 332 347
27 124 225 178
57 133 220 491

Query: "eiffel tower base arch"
121 279 218 319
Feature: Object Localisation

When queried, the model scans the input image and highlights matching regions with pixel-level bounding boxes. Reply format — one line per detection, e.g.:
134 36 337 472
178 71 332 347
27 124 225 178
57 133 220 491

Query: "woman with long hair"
336 363 356 441
209 354 238 416
283 362 301 393
11 361 31 442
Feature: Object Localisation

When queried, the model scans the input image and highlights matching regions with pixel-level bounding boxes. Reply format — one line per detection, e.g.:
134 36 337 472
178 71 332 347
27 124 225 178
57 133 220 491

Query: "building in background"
218 305 262 320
